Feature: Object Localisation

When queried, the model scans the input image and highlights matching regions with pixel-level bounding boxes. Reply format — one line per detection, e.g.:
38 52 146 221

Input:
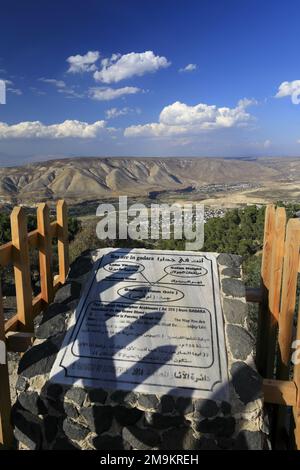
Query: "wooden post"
56 200 69 284
10 207 33 331
273 219 300 449
293 298 300 448
37 203 54 304
256 204 276 375
0 284 13 448
265 207 286 378
278 218 300 379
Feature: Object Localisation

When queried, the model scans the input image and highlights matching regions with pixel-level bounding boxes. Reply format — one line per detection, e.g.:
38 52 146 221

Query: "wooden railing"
0 200 299 449
0 200 69 448
246 205 300 449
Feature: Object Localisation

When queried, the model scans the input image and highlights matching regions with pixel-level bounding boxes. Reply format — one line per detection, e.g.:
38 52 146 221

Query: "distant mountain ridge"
0 156 298 203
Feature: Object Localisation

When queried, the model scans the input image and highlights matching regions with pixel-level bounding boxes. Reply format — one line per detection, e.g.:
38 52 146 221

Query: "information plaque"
50 248 229 399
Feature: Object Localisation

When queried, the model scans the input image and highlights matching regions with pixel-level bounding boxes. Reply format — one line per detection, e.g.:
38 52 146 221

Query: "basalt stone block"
231 362 262 404
110 390 137 406
81 406 113 434
44 383 64 401
68 253 93 281
16 375 29 392
114 406 143 426
222 298 247 325
195 416 235 437
234 430 264 450
175 396 193 414
36 311 67 339
54 281 81 305
93 434 129 450
38 302 69 323
13 408 43 450
159 395 175 414
198 437 220 450
123 425 160 450
222 267 241 278
42 397 64 415
64 402 79 420
226 324 254 360
144 412 185 429
65 387 86 407
54 284 72 303
137 394 159 410
42 415 59 444
217 437 234 449
221 278 245 298
161 427 199 450
217 254 242 268
18 333 64 378
14 427 39 450
52 437 80 450
194 399 219 418
220 401 231 416
87 388 107 404
18 391 47 416
62 418 89 441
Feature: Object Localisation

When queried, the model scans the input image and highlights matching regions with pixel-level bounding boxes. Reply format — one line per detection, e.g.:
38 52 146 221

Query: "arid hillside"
0 156 298 203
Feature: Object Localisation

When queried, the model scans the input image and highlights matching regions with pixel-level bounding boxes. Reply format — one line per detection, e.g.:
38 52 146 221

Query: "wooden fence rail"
249 204 300 449
1 200 300 449
0 200 69 448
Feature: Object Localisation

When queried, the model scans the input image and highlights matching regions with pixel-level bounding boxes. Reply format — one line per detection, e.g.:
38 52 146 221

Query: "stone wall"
11 251 269 450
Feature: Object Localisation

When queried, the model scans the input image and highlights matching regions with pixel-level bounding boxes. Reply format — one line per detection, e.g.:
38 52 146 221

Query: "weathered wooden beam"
6 331 34 352
245 287 262 303
4 287 58 334
57 200 69 284
37 203 54 304
256 204 276 375
263 378 297 406
32 293 45 317
0 222 58 268
265 207 286 379
0 241 13 267
11 207 33 332
278 219 300 378
4 314 19 333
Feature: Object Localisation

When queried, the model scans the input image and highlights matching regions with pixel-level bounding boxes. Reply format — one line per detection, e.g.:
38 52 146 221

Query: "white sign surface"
50 248 229 399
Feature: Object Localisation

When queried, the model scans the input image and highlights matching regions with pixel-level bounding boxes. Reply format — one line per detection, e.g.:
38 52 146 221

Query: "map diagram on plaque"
50 248 229 399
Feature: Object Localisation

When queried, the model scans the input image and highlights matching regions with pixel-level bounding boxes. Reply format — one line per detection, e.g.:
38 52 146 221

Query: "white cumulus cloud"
89 86 141 101
179 63 197 72
105 107 130 119
275 80 300 104
0 119 112 139
124 99 254 138
105 107 141 119
93 51 170 83
67 51 100 73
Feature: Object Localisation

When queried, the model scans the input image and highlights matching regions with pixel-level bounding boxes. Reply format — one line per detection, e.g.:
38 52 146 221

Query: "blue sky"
0 0 300 165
